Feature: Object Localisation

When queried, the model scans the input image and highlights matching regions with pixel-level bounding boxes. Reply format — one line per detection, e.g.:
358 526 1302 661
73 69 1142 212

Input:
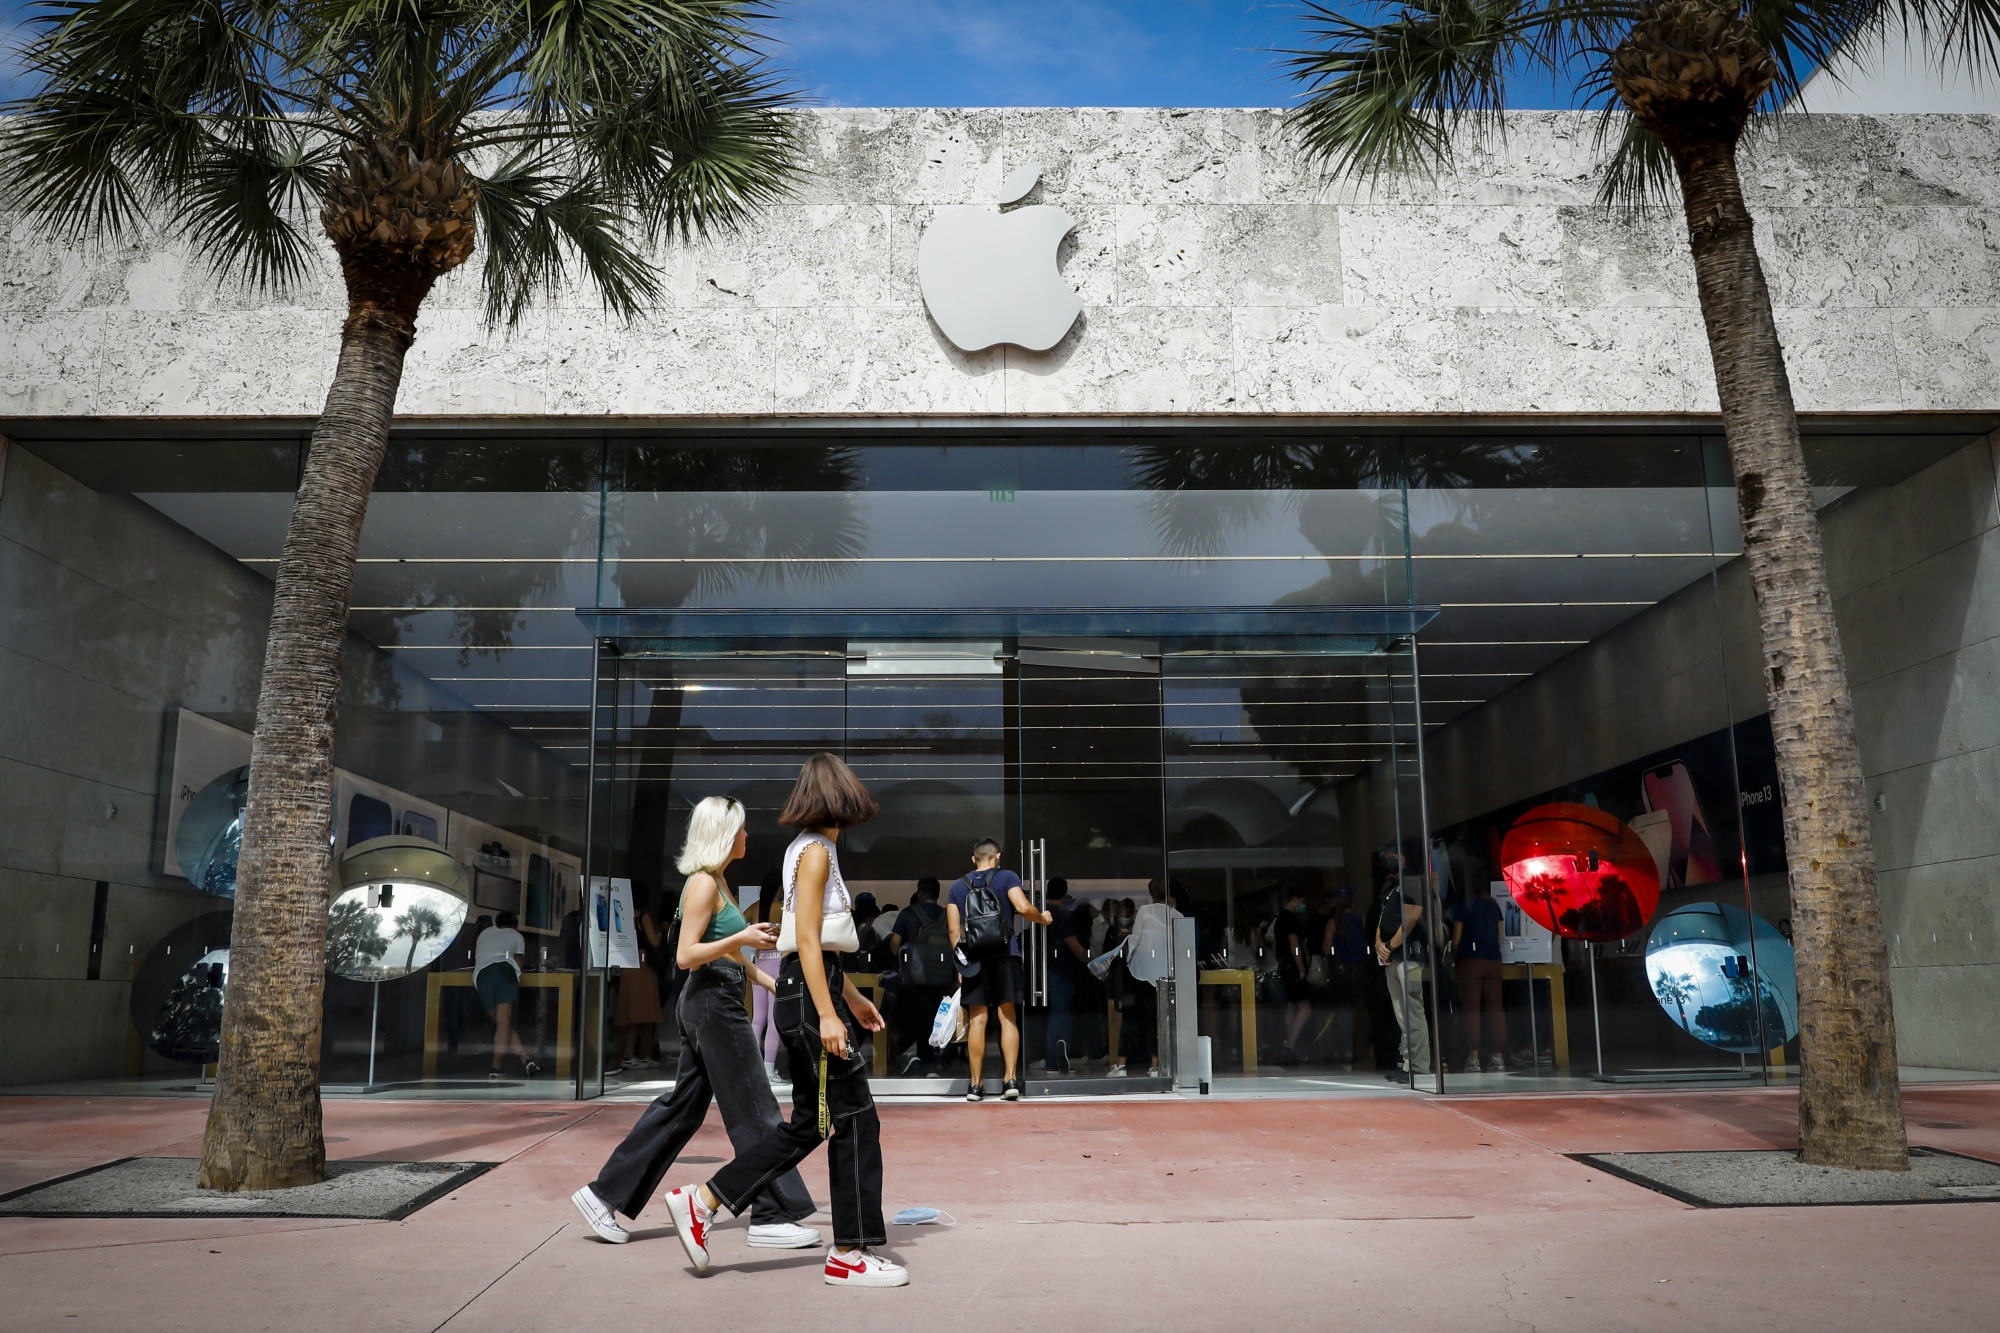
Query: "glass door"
1016 641 1169 1089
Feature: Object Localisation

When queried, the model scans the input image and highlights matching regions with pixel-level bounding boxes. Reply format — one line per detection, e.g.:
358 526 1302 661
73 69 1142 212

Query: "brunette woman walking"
663 753 905 1288
570 796 820 1250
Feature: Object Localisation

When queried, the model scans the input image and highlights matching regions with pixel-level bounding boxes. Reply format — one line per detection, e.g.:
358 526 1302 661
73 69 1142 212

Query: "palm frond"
1591 111 1678 211
474 148 662 326
5 0 807 322
1283 0 1588 183
178 131 334 291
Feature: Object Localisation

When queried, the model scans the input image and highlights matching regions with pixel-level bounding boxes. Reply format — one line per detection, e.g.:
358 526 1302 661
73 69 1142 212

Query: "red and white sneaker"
824 1247 909 1288
663 1185 714 1273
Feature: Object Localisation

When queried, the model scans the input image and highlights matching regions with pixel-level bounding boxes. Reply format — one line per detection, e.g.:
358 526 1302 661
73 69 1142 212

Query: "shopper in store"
1110 880 1180 1079
1448 883 1507 1073
1041 880 1088 1073
661 753 907 1289
1374 866 1432 1084
475 911 539 1079
571 796 821 1252
889 878 952 1075
748 870 785 1084
949 838 1054 1101
614 891 666 1071
1322 884 1369 1070
1271 886 1314 1064
1070 899 1109 1063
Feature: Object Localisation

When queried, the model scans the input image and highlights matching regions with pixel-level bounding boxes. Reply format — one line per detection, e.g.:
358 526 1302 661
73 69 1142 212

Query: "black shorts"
961 951 1024 1009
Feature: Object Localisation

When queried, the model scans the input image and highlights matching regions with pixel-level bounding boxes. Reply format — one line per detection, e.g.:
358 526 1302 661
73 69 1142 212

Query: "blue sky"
1 2 1583 108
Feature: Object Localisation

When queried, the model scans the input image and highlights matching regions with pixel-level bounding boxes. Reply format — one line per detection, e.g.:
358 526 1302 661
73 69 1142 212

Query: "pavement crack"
430 1222 567 1332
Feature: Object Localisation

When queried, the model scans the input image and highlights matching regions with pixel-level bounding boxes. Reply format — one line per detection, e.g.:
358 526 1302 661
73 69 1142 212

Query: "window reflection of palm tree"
326 900 390 977
394 905 448 974
358 445 866 890
1654 971 1696 1031
605 445 867 892
1127 438 1528 798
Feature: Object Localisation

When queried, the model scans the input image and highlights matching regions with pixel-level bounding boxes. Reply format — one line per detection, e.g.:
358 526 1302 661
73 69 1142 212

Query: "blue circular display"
1644 902 1798 1054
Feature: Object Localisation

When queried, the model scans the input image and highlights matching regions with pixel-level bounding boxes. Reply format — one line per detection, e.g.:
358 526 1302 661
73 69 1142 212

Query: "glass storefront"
4 421 1994 1097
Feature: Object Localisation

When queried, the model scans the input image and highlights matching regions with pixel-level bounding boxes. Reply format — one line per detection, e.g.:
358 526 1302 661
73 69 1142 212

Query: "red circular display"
1500 803 1662 942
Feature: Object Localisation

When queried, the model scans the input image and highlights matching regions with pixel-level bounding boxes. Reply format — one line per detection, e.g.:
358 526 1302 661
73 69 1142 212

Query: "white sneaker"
824 1247 909 1288
663 1185 714 1273
747 1220 824 1249
1106 1065 1128 1078
571 1185 629 1244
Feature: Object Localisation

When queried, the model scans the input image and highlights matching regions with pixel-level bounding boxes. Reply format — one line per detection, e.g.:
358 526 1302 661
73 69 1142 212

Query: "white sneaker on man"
663 1185 714 1273
571 1185 630 1244
747 1220 824 1249
823 1247 909 1287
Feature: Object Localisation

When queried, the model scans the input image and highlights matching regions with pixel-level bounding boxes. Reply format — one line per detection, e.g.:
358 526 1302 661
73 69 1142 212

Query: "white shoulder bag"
776 844 861 954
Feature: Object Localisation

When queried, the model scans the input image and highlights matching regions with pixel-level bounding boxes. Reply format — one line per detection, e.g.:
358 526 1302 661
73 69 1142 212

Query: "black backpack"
956 870 1007 953
899 906 956 988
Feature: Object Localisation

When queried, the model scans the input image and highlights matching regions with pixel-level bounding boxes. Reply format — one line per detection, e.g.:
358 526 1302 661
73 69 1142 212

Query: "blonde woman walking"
570 796 819 1250
663 753 905 1288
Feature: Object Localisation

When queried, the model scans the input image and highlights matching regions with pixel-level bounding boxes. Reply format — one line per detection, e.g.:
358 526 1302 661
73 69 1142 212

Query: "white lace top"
780 831 852 954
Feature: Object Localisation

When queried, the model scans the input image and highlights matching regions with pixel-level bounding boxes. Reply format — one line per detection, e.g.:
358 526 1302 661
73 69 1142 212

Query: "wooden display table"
424 971 574 1079
1498 962 1569 1070
1197 969 1259 1073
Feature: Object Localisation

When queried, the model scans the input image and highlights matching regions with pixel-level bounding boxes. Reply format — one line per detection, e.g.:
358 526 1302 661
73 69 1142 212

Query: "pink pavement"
2 1084 1997 1331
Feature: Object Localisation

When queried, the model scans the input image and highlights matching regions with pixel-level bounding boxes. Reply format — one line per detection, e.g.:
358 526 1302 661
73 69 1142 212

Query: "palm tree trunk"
196 306 415 1191
1671 137 1907 1171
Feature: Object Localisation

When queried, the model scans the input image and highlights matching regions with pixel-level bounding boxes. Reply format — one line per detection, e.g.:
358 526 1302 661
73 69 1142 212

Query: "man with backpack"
948 838 1054 1101
888 877 953 1074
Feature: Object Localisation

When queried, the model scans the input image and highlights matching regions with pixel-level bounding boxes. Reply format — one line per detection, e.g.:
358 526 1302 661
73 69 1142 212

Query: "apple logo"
918 162 1081 353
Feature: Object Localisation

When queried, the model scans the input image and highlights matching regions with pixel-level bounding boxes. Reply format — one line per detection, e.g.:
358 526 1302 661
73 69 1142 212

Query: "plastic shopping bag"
1087 937 1127 981
929 988 963 1049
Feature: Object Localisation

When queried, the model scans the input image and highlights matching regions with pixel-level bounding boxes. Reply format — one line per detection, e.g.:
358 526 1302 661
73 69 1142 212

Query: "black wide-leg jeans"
707 954 885 1249
590 961 814 1225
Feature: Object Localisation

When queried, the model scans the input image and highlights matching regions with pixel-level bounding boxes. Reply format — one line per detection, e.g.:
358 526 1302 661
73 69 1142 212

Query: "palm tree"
2 0 803 1190
1284 0 1997 1170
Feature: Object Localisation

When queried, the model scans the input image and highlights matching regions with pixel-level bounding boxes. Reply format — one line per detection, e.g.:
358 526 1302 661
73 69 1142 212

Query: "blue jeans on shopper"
1046 967 1076 1066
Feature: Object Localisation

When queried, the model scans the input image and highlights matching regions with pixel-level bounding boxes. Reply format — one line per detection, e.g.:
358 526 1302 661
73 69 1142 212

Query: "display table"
1196 969 1258 1073
1499 962 1569 1070
424 971 574 1079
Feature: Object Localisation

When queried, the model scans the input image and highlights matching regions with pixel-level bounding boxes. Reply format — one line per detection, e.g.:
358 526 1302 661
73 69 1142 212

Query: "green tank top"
702 882 747 944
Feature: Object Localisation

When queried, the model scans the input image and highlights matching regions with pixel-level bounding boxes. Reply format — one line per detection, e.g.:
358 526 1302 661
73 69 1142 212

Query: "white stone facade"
4 108 1999 420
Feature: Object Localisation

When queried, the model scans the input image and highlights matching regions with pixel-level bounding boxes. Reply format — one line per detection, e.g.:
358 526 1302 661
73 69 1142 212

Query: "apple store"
5 109 2000 1101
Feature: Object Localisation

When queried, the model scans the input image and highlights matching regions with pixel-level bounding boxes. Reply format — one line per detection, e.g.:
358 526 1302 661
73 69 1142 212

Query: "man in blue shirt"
1447 886 1508 1073
947 838 1052 1101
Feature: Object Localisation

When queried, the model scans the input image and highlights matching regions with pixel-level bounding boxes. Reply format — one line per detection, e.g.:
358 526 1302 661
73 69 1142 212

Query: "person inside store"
1374 862 1432 1085
572 795 822 1253
949 838 1054 1102
1448 881 1507 1073
1040 880 1088 1073
1070 899 1109 1064
661 753 906 1289
1111 880 1181 1079
1323 884 1369 1070
475 911 539 1079
441 912 489 1056
889 877 951 1075
748 870 786 1085
614 889 666 1072
1271 886 1314 1064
